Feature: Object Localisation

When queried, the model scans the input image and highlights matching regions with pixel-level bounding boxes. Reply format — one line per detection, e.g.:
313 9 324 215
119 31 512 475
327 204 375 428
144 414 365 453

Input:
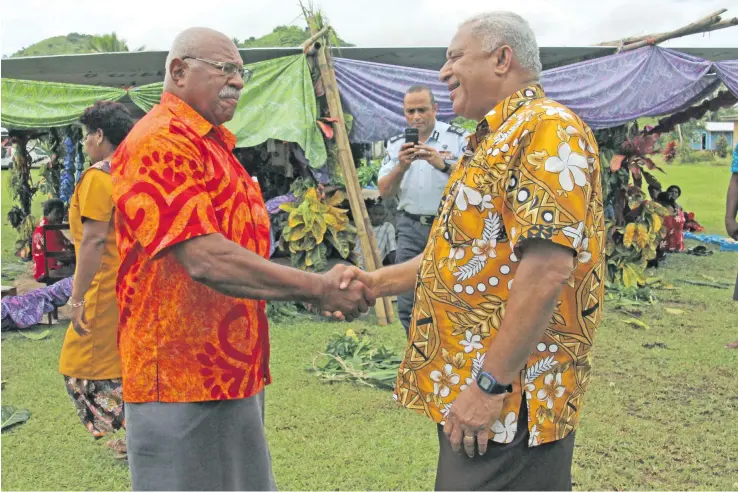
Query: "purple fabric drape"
334 58 456 143
715 59 738 96
1 277 72 330
542 47 719 129
334 46 738 142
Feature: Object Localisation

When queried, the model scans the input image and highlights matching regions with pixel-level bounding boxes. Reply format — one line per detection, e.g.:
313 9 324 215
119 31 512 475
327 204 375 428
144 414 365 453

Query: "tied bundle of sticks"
599 8 738 53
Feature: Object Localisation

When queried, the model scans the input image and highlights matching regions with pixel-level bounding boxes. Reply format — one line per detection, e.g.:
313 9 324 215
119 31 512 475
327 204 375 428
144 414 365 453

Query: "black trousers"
396 214 432 336
435 398 576 491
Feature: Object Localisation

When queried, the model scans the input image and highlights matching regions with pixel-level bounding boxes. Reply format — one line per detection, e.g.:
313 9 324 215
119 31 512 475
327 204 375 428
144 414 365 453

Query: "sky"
1 0 737 56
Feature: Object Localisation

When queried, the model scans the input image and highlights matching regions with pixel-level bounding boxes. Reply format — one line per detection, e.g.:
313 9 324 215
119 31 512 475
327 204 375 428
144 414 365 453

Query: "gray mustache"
219 87 241 100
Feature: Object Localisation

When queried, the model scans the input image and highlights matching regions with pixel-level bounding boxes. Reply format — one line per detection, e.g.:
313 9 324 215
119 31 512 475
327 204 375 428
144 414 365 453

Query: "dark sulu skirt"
63 376 125 439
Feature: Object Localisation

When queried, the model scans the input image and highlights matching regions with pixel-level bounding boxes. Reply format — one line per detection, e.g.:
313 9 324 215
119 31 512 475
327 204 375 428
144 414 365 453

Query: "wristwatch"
476 371 513 395
441 161 452 174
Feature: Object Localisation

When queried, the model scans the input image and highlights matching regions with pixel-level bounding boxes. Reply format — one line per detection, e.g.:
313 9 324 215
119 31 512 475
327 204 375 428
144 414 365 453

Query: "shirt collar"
159 92 238 149
468 84 546 152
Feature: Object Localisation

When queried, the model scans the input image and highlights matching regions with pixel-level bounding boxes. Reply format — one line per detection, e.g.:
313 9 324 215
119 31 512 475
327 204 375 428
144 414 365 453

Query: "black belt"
402 211 436 226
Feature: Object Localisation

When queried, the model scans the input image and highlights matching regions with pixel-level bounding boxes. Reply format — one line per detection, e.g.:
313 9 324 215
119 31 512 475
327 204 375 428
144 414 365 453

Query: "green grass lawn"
2 165 738 490
650 157 733 234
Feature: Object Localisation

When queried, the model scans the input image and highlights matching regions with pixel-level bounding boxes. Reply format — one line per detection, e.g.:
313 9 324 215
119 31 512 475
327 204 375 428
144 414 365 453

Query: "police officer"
378 85 468 336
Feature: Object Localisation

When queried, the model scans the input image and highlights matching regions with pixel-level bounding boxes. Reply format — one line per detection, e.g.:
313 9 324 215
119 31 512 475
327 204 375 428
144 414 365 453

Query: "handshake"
314 264 378 322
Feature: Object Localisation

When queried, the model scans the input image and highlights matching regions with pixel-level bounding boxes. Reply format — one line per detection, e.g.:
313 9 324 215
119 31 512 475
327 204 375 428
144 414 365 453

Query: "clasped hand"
315 264 377 322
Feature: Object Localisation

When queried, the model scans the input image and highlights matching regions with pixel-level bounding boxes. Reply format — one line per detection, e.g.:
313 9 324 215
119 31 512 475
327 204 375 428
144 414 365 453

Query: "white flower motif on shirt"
544 142 588 192
524 382 536 401
430 364 461 398
529 424 541 446
455 185 483 211
459 330 484 353
472 239 497 262
578 237 592 263
542 105 573 120
460 376 475 391
481 194 494 209
537 372 566 409
449 246 466 261
491 411 517 443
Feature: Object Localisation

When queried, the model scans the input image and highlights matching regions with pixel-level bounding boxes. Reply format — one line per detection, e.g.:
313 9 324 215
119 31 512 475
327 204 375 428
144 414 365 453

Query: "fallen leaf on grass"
664 308 684 315
623 318 650 330
18 330 51 341
1 406 31 431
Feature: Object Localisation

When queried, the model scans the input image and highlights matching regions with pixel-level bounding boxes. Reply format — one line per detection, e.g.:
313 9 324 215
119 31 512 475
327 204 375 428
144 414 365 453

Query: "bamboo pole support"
310 27 391 326
599 17 737 47
617 9 728 52
301 26 331 53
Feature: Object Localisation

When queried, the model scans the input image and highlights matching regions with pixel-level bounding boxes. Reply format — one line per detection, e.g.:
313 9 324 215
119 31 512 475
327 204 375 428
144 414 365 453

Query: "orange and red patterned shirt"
111 92 271 403
394 86 606 447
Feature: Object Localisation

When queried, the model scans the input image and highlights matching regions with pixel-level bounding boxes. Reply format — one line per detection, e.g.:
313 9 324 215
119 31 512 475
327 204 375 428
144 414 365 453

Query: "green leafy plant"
265 302 301 323
279 187 356 271
605 196 667 288
310 329 401 389
715 135 729 159
357 160 380 188
599 123 668 289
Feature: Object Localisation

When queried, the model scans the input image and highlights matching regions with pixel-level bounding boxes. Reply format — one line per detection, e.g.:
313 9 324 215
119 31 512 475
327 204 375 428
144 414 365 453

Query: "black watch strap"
476 371 513 395
441 162 452 174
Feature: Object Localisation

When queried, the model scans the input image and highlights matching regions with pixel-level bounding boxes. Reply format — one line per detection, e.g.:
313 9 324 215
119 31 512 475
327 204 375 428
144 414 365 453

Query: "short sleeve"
378 147 398 179
77 170 114 223
457 133 469 157
112 130 220 258
731 144 738 173
502 118 596 256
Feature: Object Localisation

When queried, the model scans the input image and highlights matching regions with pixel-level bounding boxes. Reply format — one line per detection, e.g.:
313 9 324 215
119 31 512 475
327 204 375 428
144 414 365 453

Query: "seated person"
656 188 685 253
32 198 74 282
354 198 397 267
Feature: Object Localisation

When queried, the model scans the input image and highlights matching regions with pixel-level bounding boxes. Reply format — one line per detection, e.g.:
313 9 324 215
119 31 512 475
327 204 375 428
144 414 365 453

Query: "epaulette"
447 125 466 136
388 133 404 144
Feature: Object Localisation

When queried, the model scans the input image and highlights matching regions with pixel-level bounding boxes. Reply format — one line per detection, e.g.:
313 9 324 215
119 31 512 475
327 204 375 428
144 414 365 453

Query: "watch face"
480 377 491 391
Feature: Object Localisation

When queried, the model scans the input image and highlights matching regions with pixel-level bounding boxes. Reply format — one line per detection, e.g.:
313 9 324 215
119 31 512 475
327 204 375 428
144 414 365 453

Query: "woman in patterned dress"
59 101 134 458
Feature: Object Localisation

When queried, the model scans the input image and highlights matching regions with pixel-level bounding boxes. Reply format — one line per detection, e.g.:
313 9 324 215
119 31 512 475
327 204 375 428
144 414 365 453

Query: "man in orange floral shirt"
338 12 605 490
112 27 373 491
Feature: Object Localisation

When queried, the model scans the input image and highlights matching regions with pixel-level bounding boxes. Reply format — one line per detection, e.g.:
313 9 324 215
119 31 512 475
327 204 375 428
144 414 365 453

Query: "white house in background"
691 121 735 151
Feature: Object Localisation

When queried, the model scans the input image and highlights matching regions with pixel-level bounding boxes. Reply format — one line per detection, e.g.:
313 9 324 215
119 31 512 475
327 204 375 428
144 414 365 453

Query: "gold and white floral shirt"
393 85 606 447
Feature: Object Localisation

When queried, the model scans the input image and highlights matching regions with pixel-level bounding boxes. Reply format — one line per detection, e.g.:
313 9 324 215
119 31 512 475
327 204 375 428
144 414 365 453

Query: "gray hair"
460 12 542 77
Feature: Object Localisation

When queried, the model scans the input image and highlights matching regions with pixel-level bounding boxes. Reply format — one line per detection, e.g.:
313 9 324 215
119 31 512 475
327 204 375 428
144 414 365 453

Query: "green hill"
10 26 354 58
238 25 354 48
12 33 95 57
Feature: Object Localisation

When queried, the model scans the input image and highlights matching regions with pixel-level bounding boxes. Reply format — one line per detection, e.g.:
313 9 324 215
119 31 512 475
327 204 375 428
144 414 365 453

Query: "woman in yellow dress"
60 101 134 458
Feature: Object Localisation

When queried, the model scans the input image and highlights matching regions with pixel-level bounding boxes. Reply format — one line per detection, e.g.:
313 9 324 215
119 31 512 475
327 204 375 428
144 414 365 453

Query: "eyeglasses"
182 56 253 82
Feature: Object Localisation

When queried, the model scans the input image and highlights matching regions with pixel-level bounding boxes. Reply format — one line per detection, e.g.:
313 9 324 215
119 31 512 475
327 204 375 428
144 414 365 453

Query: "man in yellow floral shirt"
337 11 605 490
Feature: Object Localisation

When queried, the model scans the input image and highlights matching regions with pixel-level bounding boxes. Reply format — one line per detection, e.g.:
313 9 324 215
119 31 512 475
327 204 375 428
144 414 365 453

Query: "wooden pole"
618 9 728 52
599 17 737 47
310 28 392 326
301 26 331 53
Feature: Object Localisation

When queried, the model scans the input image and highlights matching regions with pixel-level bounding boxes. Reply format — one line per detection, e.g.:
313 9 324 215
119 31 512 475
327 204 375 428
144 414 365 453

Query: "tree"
715 135 729 158
89 32 145 53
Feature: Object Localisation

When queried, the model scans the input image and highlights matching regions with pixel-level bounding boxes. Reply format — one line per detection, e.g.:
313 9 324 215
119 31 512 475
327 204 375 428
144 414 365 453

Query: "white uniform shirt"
378 120 468 216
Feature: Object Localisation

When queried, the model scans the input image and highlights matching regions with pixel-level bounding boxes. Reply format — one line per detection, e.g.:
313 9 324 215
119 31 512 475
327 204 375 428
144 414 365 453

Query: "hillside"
10 26 354 58
11 33 95 57
239 25 353 48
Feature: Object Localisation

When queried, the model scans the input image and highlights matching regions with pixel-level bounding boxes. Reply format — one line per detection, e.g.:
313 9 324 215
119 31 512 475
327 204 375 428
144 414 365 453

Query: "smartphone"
404 128 419 145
